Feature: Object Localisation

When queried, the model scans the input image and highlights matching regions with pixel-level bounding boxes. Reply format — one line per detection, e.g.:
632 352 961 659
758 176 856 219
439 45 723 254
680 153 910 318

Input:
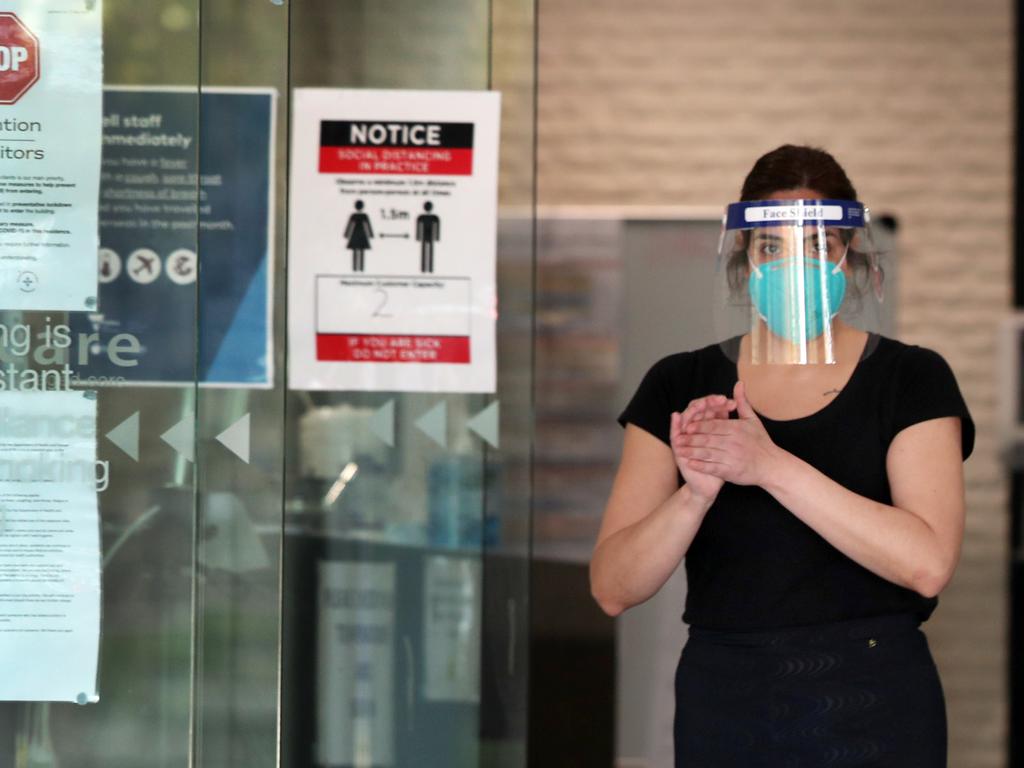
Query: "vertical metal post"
1011 3 1023 765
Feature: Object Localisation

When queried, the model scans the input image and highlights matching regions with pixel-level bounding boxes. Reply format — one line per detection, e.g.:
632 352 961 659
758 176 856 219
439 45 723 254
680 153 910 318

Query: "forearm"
590 484 711 616
763 451 949 596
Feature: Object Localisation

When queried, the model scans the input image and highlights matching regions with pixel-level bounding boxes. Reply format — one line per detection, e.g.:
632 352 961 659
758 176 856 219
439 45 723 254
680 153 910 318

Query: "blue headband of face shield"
723 199 867 230
721 200 866 344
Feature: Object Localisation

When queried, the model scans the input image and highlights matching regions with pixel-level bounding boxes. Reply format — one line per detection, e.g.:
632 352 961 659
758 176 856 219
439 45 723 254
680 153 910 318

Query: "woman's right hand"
670 395 735 504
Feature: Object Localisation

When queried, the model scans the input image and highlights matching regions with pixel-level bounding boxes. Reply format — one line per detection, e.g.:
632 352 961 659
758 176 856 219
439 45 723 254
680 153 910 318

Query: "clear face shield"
714 199 886 365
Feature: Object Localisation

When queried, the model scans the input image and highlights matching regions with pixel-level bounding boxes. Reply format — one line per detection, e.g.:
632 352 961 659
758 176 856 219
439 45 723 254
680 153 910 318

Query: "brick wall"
537 1 1013 765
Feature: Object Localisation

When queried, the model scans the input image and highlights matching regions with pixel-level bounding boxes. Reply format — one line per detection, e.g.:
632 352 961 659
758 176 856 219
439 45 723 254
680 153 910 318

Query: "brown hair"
739 144 857 202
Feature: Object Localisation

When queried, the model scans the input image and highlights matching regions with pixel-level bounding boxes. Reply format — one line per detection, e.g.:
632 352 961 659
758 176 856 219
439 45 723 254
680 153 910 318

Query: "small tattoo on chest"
823 388 840 396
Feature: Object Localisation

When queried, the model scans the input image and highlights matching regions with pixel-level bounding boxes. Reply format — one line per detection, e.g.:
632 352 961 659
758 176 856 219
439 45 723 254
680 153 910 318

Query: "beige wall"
538 1 1013 765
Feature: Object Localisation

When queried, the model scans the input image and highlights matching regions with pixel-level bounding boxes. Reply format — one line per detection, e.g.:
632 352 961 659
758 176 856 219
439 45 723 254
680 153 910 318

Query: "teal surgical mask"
747 257 847 343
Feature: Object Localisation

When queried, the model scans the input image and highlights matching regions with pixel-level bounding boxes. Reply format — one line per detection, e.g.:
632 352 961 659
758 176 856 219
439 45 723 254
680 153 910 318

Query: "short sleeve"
616 355 684 447
890 346 975 460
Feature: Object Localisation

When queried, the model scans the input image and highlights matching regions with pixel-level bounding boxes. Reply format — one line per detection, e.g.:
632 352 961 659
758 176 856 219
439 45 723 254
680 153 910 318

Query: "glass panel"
0 1 202 766
192 1 288 766
483 0 535 764
282 1 534 767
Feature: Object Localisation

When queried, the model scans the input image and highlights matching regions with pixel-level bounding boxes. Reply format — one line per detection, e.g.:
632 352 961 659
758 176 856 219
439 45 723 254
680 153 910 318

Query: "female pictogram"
345 200 374 272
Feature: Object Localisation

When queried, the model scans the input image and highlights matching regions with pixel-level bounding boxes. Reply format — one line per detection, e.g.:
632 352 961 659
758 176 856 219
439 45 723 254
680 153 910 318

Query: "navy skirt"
674 613 947 767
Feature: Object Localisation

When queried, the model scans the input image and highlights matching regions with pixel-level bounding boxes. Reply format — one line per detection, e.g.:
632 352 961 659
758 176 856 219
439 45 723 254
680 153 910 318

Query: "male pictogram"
416 201 441 273
345 200 374 272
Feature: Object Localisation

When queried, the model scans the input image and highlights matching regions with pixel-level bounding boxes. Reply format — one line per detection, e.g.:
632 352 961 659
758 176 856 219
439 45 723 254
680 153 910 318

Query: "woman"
590 145 973 766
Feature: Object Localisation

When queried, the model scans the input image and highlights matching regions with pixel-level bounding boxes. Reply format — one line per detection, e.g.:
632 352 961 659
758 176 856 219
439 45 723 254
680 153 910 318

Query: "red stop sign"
0 14 39 105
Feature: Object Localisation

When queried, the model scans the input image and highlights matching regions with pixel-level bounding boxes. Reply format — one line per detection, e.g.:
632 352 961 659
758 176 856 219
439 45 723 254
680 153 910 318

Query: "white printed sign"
0 1 102 310
317 560 396 767
423 556 481 702
288 88 500 392
0 391 100 703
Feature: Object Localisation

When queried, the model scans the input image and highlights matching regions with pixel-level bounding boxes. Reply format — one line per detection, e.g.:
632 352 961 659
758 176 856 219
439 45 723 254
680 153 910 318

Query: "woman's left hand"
676 381 788 487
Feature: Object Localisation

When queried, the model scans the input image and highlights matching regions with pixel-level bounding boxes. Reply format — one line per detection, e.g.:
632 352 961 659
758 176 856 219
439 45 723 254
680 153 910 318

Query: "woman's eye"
761 243 781 257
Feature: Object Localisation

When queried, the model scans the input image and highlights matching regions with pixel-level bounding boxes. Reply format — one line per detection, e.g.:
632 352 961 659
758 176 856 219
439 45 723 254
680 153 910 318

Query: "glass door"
0 0 203 766
275 1 536 766
0 0 535 764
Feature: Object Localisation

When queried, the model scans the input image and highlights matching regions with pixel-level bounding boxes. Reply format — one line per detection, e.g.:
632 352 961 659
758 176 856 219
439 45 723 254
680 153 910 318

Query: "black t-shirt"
617 335 975 631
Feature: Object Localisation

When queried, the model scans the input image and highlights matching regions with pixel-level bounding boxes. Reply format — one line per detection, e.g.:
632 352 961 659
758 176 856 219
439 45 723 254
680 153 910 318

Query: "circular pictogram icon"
126 248 161 284
16 270 37 292
0 14 40 106
98 248 121 283
165 248 197 285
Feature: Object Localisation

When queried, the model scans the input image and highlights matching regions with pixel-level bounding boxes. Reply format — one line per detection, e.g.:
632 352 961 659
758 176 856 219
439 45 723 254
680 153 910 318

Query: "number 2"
372 288 392 317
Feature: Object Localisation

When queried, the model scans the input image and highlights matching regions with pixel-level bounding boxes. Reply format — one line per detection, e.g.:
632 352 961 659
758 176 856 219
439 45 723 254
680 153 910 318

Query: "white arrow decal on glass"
105 411 140 461
414 401 447 448
467 400 499 449
216 413 251 464
160 416 195 462
370 400 395 447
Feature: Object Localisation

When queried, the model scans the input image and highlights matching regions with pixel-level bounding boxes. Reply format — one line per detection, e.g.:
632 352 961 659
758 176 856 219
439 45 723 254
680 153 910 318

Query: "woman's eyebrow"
752 233 784 241
803 229 843 240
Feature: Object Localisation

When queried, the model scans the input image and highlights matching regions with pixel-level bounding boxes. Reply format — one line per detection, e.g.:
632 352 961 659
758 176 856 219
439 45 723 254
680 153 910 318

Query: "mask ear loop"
831 244 850 275
740 224 763 279
747 253 763 279
821 222 850 275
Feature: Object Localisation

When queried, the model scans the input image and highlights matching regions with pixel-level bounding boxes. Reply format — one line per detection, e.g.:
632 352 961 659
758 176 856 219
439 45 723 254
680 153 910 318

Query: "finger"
678 433 728 449
702 405 735 422
673 413 698 447
734 381 759 421
696 405 716 421
671 413 688 446
685 397 709 413
677 445 727 462
702 396 737 417
682 408 713 432
684 394 736 430
685 394 728 416
684 419 734 436
679 400 705 427
684 429 731 450
689 394 725 408
685 457 726 476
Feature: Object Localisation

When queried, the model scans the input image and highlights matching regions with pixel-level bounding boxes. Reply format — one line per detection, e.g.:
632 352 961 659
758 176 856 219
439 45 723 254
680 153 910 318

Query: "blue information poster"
70 87 275 387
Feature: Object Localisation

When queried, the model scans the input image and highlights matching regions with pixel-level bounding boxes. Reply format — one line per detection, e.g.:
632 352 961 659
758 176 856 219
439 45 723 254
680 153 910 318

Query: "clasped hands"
670 381 788 504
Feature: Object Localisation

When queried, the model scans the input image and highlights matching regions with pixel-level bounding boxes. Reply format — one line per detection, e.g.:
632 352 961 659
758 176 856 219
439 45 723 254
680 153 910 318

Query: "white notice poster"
0 391 100 703
423 556 481 702
288 88 500 393
317 560 396 767
0 0 103 310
